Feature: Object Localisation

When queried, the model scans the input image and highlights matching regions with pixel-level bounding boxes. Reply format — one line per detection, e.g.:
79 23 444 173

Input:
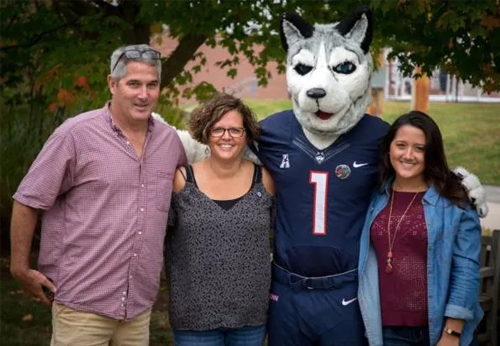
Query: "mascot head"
280 7 373 141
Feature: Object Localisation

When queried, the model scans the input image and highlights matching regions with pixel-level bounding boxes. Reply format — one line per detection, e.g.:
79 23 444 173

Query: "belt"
272 262 358 290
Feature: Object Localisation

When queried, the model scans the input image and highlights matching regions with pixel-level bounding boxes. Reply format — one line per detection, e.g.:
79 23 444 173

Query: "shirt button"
121 304 125 307
121 297 125 301
141 184 145 188
122 291 127 295
140 208 144 212
133 253 137 257
138 231 142 235
129 275 132 279
126 141 130 145
257 192 262 197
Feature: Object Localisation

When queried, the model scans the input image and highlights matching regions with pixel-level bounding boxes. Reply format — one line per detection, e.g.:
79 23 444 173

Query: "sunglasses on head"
111 49 161 73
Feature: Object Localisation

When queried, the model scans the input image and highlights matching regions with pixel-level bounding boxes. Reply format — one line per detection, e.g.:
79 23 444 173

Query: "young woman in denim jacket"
358 111 483 346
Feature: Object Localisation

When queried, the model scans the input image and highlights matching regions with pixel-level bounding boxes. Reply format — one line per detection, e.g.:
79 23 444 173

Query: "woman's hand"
438 318 464 346
436 332 460 346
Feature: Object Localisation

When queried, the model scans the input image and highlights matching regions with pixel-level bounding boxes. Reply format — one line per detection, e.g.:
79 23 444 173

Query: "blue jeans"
382 326 430 346
382 326 479 346
172 325 266 346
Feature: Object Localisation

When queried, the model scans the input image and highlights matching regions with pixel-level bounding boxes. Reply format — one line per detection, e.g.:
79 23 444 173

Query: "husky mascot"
167 6 487 346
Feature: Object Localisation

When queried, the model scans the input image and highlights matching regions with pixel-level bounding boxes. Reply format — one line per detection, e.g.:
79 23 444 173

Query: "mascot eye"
332 62 356 74
294 63 313 75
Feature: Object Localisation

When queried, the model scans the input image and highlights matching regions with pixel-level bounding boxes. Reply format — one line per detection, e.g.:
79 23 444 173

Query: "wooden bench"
478 229 500 346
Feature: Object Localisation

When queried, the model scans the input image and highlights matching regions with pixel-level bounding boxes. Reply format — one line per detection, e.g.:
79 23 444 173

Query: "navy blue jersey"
255 110 389 276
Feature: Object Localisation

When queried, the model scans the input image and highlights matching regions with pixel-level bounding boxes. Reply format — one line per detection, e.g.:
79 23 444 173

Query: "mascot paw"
151 112 208 164
152 112 169 126
177 130 209 164
244 147 262 165
454 166 489 218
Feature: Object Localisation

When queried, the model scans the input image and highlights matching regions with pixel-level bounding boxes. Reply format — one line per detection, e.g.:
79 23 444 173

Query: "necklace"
385 188 419 274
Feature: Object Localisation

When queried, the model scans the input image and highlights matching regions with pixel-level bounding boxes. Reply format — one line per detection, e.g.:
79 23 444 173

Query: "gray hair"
110 44 162 81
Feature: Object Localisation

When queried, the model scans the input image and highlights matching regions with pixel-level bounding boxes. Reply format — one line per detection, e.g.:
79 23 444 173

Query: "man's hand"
454 166 489 217
10 201 53 305
10 267 56 306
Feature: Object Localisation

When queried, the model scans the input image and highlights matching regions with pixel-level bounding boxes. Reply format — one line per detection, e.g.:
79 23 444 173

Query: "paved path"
481 185 500 230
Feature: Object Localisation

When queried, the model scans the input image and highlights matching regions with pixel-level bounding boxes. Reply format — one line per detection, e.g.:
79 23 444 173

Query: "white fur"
454 166 488 217
151 112 168 125
345 14 369 44
151 112 208 163
329 47 369 100
176 130 209 163
282 12 374 150
286 40 372 149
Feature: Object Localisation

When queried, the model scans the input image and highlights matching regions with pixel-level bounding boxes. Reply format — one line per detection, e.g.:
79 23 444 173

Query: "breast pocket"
155 170 173 212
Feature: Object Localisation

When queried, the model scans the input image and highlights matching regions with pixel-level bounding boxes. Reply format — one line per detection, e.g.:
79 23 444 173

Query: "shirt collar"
381 177 438 205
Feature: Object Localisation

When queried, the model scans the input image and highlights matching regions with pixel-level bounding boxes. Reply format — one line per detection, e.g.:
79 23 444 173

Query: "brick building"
153 34 289 104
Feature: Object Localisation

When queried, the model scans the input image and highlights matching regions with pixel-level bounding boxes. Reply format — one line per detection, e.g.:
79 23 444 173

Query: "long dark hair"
378 110 468 206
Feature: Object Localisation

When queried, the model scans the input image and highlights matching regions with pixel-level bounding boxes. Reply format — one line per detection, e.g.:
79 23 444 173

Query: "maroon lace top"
370 190 428 326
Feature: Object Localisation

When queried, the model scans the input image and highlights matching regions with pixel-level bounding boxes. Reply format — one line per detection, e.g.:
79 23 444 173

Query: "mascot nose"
306 88 326 99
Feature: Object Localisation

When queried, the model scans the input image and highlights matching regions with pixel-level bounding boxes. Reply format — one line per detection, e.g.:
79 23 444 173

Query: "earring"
205 146 211 156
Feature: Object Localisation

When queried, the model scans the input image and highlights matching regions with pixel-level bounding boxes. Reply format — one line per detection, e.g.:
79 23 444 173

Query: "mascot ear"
279 13 314 52
336 6 373 54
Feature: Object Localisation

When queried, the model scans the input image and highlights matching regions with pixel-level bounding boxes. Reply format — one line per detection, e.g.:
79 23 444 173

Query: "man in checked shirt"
10 44 186 346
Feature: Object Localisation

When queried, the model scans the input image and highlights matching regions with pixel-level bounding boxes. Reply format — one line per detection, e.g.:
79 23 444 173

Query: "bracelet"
443 327 462 338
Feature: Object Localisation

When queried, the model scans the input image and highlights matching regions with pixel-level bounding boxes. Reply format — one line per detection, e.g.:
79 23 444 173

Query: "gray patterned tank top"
165 164 274 330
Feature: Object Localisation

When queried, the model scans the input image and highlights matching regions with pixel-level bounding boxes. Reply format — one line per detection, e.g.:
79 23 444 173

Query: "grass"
243 99 500 185
0 275 53 345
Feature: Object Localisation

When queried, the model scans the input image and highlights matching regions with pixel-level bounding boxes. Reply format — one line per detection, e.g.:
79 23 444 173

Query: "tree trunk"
160 33 207 90
412 67 430 114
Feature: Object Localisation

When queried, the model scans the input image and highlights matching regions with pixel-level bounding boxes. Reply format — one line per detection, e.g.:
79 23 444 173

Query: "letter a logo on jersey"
280 154 290 169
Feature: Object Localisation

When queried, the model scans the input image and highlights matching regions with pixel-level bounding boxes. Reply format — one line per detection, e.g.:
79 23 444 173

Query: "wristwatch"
443 327 462 338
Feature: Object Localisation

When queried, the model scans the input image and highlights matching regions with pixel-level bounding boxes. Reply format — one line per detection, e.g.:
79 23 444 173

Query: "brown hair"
188 93 260 144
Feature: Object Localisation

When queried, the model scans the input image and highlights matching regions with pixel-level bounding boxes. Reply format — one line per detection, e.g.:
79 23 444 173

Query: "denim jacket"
358 183 483 346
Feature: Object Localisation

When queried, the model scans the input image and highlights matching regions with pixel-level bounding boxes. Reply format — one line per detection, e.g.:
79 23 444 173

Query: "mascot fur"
157 6 488 346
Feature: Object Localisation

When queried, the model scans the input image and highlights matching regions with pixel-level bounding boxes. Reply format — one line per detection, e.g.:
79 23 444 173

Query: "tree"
373 0 500 94
2 1 499 105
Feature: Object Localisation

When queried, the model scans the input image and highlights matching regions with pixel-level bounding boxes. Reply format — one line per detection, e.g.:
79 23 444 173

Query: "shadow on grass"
0 257 175 346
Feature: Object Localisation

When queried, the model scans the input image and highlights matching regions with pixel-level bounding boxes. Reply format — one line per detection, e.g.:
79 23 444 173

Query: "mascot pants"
267 263 368 346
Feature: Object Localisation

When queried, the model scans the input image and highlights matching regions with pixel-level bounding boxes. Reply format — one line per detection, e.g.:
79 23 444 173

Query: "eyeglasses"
210 127 246 138
111 49 161 73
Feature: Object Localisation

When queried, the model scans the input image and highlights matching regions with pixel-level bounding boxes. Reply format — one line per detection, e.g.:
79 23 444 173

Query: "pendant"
385 254 393 274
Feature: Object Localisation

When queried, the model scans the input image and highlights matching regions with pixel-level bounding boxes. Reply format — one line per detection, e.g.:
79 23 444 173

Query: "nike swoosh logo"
342 297 358 306
353 161 368 168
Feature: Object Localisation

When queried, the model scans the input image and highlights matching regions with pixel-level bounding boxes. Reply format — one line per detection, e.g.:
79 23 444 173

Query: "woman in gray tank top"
165 93 275 346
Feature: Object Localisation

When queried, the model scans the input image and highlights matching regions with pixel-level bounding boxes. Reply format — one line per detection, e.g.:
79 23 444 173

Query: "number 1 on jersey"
309 171 329 235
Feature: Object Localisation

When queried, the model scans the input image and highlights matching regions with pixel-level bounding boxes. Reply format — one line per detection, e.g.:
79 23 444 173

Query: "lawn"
243 100 500 185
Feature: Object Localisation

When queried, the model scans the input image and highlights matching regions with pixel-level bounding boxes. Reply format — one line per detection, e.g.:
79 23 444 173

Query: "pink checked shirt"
14 103 186 320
